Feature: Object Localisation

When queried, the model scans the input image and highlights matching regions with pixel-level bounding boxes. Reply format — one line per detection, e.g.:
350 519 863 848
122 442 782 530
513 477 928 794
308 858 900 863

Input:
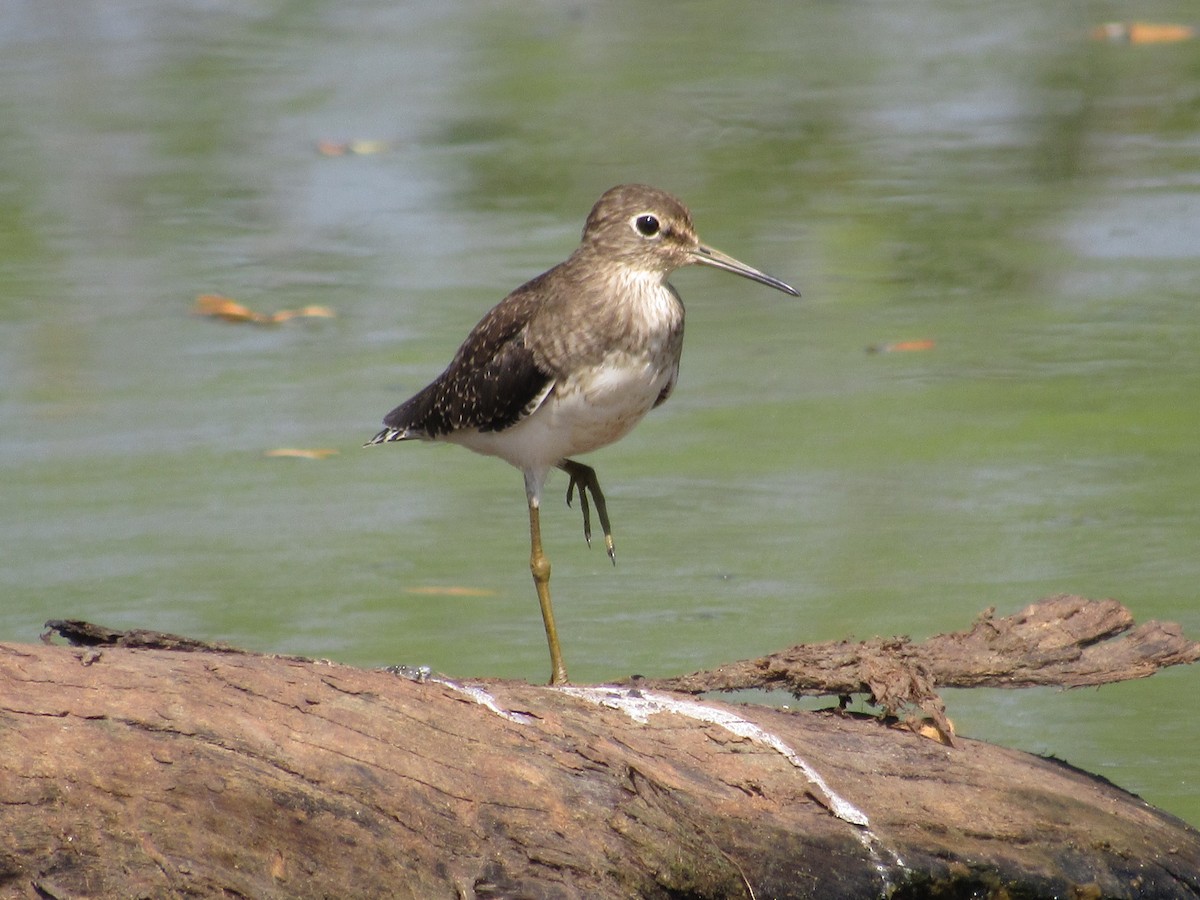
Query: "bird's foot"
559 459 616 564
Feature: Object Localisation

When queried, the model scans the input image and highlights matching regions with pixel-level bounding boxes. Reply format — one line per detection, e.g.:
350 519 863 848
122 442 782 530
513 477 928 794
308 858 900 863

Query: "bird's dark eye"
633 214 660 237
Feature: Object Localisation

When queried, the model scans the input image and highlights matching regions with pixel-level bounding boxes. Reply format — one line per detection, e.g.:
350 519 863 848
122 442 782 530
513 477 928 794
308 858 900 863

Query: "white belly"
447 350 673 473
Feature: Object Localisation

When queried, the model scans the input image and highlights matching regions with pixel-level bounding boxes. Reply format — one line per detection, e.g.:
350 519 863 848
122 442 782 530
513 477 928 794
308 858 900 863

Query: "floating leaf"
316 139 391 157
268 305 337 324
1091 22 1196 44
866 339 936 354
193 295 336 326
348 139 390 155
193 294 270 324
316 140 350 157
263 448 340 460
405 586 496 597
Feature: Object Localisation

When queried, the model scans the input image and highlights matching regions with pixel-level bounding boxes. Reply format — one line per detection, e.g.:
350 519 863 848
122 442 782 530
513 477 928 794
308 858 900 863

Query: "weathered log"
0 600 1198 899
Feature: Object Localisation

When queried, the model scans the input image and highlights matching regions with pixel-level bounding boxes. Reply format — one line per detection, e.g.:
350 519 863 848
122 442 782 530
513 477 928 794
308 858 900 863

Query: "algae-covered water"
2 2 1198 825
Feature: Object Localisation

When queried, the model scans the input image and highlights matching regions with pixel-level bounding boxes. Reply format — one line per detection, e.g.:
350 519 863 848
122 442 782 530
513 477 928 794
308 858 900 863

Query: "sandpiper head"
580 184 800 296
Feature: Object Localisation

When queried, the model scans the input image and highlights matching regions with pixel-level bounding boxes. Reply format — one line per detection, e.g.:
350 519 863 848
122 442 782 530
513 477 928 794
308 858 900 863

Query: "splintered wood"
638 595 1200 739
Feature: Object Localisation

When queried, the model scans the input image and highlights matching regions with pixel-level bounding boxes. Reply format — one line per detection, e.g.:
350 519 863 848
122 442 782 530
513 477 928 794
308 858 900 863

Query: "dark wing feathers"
377 280 554 441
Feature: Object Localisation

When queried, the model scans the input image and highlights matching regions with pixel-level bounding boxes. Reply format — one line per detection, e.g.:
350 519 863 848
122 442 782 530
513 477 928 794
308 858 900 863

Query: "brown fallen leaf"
405 586 496 597
193 294 271 324
907 716 956 746
866 339 936 354
316 139 391 157
316 140 350 157
268 305 337 324
193 295 336 326
263 448 340 460
1091 22 1196 44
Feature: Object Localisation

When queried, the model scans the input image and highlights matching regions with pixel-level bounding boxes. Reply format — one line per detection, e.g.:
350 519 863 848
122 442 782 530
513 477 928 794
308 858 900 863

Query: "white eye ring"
631 213 661 238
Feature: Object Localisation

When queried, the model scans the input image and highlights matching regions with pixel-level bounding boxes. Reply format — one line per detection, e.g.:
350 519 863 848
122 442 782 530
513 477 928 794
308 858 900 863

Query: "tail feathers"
364 426 421 447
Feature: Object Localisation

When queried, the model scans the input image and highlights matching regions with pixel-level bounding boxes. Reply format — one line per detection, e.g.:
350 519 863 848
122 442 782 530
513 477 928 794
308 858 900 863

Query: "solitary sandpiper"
366 184 799 685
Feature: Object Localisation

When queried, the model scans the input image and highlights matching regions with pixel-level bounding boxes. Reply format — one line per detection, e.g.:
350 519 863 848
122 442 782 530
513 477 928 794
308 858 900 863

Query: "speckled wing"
370 281 554 443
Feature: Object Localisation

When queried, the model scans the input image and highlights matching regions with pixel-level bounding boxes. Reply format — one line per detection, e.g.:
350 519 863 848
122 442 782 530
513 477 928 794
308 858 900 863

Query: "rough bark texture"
639 594 1200 739
0 598 1197 899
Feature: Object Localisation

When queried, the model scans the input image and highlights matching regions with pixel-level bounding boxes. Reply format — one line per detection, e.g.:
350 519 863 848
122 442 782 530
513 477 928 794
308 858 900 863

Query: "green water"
2 2 1198 826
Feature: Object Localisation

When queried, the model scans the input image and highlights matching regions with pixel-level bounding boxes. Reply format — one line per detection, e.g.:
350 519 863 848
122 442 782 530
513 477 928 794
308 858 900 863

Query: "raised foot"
558 459 616 564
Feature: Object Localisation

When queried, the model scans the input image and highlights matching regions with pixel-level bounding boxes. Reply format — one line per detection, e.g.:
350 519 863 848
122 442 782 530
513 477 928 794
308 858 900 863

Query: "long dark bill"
692 244 800 297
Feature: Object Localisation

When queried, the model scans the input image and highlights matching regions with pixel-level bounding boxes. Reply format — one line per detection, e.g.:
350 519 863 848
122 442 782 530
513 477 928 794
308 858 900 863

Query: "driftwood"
0 597 1197 899
638 594 1200 740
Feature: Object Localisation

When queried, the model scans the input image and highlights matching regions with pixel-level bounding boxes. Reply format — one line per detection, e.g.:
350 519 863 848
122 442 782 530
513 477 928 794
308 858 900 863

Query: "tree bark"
0 598 1197 899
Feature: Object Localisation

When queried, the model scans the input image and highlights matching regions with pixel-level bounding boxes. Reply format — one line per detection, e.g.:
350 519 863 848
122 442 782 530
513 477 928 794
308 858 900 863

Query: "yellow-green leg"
529 500 568 685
